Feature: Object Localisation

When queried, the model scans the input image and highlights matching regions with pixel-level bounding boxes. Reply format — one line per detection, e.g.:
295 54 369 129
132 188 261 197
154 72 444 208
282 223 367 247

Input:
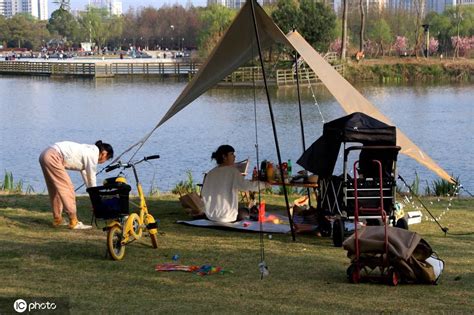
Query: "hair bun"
95 140 103 146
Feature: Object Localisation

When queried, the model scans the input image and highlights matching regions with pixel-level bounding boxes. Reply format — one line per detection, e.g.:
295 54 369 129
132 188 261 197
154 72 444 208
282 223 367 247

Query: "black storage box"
87 183 131 219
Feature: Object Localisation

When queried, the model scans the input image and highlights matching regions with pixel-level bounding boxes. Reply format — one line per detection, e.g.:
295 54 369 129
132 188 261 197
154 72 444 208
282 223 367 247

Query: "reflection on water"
0 76 472 194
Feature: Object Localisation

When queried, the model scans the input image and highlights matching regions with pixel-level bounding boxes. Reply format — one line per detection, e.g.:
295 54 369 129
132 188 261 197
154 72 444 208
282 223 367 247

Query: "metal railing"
0 58 344 86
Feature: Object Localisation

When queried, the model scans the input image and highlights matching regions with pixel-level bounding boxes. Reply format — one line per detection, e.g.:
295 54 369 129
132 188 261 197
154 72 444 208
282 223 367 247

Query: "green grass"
0 193 473 314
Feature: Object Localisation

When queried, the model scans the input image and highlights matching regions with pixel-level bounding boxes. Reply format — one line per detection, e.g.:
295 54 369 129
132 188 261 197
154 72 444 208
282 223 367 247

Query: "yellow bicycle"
87 155 160 260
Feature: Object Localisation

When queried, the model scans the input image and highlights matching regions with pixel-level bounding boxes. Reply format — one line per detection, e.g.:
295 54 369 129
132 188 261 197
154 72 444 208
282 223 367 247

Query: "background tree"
367 18 391 57
48 8 79 46
31 20 50 49
413 0 426 58
271 0 299 34
340 0 348 59
197 4 235 56
359 0 365 52
122 9 139 48
8 14 35 48
0 15 9 48
298 0 336 52
106 14 124 50
78 7 111 51
137 7 159 49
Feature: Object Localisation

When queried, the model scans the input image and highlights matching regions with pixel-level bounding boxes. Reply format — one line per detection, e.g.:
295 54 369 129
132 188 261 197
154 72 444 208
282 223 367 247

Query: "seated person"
201 145 269 223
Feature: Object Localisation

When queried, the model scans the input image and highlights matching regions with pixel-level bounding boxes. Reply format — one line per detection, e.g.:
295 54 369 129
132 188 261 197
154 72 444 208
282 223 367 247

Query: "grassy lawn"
0 193 473 314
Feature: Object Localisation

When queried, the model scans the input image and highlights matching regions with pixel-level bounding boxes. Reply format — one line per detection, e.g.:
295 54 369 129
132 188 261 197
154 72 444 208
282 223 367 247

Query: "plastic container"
266 162 274 181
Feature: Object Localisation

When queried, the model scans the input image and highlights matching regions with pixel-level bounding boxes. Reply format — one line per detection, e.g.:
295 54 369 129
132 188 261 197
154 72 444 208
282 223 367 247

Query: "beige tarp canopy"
147 0 453 183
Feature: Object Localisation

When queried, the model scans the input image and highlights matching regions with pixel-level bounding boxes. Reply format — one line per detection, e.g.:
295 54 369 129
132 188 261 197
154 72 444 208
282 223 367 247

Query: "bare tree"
413 0 425 58
341 0 348 60
359 0 365 53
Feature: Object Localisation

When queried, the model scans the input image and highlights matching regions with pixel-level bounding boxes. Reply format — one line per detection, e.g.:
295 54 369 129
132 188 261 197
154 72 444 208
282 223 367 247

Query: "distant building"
389 0 473 13
207 0 280 9
90 0 122 15
0 0 47 20
0 0 14 18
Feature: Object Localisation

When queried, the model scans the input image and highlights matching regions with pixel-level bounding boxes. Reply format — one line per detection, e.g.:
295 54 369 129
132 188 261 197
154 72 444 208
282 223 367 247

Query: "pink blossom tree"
451 36 473 57
429 37 439 55
393 36 408 56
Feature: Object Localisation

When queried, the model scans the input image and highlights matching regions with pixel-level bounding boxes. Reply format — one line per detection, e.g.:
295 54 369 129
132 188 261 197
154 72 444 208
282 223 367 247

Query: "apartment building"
0 0 47 19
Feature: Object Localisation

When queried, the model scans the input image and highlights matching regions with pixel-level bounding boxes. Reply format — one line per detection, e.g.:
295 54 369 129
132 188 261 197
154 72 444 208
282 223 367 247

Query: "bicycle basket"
87 183 131 219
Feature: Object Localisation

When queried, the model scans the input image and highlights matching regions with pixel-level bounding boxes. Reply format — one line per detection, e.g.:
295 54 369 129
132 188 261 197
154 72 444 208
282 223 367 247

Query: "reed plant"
171 170 199 196
425 176 460 196
0 170 34 194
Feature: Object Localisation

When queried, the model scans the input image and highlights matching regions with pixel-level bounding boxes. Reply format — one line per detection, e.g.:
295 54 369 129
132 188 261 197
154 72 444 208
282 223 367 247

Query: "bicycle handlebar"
144 155 160 161
105 163 121 172
105 154 160 172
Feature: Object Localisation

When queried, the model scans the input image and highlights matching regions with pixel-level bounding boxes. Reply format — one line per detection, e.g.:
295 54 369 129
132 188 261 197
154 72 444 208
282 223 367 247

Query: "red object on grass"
258 201 266 222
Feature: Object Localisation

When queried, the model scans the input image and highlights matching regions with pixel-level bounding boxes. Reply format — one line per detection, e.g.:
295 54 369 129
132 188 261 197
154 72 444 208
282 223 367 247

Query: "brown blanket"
343 226 437 284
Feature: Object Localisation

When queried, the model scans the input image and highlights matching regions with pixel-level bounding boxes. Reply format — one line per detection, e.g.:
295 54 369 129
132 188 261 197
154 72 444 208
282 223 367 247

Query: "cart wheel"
347 264 360 284
107 225 126 261
396 218 409 230
332 218 344 247
388 268 400 286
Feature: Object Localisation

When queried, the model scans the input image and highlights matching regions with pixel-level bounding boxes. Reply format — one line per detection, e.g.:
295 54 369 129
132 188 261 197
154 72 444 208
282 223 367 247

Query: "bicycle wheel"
129 214 143 240
107 225 126 260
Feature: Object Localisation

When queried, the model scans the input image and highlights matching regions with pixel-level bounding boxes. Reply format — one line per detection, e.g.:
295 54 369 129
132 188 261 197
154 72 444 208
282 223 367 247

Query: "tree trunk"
413 0 425 59
341 0 348 60
359 0 365 53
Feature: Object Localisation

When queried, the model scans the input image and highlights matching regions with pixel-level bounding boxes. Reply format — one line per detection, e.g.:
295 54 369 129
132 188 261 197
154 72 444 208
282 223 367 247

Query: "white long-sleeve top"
52 141 99 187
201 165 263 223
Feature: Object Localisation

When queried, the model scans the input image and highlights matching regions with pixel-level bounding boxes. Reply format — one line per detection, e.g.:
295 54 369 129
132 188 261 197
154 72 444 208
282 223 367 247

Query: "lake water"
0 76 472 195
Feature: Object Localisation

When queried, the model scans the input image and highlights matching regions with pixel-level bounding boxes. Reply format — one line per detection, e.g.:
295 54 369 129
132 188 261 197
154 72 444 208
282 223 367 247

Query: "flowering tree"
363 39 376 57
428 37 439 55
451 36 473 57
393 36 408 56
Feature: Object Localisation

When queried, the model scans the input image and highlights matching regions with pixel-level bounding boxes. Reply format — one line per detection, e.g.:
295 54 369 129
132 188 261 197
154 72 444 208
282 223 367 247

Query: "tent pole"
294 51 306 151
294 50 312 207
249 0 296 241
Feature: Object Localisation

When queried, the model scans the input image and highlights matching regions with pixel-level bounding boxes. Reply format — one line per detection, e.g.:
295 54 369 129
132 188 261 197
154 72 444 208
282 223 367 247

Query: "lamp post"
422 24 430 58
170 25 174 50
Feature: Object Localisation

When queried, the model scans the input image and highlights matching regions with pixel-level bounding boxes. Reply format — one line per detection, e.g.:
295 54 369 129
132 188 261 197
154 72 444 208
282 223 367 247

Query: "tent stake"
249 0 296 241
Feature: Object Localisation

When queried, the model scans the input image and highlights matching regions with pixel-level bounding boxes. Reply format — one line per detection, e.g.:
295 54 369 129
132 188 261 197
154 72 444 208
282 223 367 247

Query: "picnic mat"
177 215 291 234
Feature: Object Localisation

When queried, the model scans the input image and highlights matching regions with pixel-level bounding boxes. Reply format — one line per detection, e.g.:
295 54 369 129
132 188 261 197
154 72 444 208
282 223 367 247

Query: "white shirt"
201 165 263 223
52 141 99 187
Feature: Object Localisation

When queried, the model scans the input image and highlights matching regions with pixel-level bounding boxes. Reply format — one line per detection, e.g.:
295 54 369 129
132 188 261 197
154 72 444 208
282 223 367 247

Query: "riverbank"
345 58 474 83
